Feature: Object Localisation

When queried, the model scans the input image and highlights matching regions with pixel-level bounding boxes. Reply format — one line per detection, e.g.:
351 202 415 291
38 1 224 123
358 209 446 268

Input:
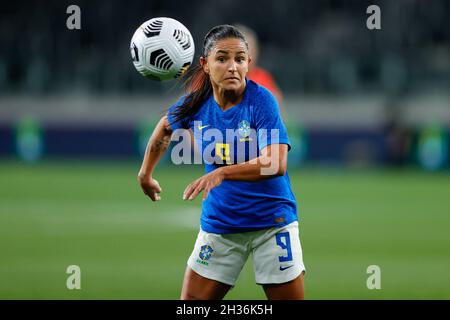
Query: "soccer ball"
130 17 195 81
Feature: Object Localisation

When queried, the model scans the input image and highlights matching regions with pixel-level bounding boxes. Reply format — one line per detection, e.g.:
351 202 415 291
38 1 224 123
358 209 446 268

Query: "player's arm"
183 144 287 201
220 143 287 180
137 115 173 201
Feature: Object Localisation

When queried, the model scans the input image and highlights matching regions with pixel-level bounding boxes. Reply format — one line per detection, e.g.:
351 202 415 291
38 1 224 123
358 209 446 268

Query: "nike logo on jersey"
197 124 210 130
279 265 294 271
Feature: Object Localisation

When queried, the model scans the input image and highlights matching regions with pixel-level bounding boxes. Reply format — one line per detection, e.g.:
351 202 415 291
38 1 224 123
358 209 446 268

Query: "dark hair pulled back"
169 24 248 125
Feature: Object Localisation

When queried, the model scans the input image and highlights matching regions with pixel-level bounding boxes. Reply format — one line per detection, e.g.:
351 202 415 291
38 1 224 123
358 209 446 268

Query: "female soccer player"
138 25 305 300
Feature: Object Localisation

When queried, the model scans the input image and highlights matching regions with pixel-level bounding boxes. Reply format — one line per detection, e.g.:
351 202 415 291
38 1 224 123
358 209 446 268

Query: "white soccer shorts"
187 221 305 286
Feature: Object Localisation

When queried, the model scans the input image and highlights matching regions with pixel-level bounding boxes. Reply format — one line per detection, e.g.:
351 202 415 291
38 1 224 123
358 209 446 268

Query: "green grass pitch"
0 161 449 299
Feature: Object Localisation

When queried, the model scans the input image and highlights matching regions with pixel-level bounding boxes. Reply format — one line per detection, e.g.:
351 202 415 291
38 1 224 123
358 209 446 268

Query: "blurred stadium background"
1 0 449 299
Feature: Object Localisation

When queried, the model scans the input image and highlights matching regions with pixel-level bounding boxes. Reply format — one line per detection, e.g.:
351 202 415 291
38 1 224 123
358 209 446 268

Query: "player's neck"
212 84 246 111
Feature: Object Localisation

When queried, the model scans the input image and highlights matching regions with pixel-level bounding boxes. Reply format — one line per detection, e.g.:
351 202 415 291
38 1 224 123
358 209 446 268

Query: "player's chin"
221 80 244 91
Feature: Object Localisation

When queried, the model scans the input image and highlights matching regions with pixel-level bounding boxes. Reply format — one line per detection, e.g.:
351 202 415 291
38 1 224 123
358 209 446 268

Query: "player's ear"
200 56 209 74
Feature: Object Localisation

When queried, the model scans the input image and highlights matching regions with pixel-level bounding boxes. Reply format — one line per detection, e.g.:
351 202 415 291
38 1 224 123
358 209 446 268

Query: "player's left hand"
183 169 224 201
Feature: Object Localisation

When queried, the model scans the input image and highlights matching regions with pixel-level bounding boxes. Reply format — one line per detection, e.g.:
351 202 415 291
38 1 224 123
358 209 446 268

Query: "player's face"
203 38 250 92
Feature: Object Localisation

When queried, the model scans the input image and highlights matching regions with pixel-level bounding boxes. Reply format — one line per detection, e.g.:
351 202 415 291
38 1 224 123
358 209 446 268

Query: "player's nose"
228 61 238 72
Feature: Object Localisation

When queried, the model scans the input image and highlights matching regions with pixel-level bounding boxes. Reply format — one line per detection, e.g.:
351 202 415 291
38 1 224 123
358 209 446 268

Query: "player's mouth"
225 77 240 81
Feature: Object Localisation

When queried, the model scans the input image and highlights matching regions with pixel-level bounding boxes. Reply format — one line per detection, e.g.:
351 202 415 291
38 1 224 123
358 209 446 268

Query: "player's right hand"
138 174 162 201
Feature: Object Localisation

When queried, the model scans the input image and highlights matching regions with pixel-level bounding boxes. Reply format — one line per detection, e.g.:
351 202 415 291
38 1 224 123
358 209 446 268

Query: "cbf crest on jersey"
196 245 214 266
238 120 253 142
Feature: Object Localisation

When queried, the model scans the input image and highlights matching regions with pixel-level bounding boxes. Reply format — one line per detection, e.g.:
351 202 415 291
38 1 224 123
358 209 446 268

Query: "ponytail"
170 64 212 125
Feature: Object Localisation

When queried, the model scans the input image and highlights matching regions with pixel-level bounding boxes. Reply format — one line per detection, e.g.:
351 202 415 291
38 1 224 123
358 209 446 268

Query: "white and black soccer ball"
130 17 195 81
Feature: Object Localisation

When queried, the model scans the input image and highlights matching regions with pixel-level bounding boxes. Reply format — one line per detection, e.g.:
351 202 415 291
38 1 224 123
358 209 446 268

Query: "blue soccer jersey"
167 80 298 234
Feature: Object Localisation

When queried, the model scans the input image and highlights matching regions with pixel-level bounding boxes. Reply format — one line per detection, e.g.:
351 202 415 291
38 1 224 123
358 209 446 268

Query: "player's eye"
217 56 225 62
236 56 245 63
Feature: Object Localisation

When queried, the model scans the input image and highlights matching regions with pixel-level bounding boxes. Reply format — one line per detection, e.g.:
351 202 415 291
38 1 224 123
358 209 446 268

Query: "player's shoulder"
168 94 187 110
247 79 278 108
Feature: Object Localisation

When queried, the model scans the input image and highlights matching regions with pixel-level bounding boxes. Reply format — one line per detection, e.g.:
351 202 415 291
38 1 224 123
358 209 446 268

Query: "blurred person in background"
138 25 305 300
235 24 285 118
384 102 413 167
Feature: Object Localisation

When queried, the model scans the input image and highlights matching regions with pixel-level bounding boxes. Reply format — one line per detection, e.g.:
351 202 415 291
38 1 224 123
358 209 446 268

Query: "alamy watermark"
169 123 282 175
66 265 81 290
366 265 381 290
366 5 381 30
65 5 380 31
66 5 81 30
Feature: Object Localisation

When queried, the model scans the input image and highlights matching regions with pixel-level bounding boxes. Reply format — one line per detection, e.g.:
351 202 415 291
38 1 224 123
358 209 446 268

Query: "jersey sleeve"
166 95 190 131
253 86 291 151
